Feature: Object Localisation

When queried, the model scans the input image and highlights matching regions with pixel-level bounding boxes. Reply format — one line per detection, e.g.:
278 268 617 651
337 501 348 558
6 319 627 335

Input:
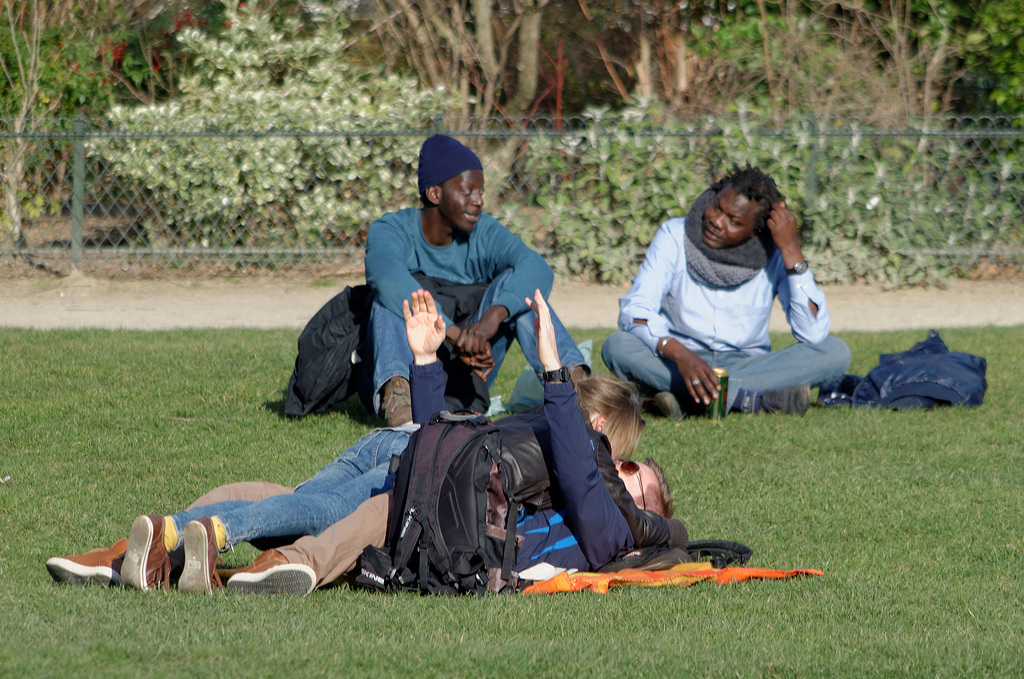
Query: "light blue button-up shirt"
618 217 831 355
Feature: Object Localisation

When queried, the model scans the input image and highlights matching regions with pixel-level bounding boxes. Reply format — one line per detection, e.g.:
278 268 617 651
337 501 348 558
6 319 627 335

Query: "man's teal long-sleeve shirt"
364 207 553 326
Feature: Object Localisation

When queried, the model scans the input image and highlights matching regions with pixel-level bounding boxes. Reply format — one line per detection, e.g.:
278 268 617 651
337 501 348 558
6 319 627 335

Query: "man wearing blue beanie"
363 134 588 425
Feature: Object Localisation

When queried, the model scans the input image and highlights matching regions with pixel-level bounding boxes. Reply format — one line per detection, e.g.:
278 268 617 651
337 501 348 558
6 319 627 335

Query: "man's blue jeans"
169 427 413 548
367 270 586 414
601 331 851 410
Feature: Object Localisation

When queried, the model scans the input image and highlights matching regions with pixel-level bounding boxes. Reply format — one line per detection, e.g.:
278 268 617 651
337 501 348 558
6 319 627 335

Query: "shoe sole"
179 521 214 595
227 564 316 597
122 515 156 591
45 558 120 587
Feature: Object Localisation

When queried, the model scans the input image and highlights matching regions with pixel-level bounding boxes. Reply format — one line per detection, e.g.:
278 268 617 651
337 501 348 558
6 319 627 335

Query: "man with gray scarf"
602 165 850 417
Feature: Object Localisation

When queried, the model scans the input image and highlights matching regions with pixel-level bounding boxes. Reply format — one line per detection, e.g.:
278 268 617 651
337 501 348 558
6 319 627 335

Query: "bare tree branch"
1 0 64 275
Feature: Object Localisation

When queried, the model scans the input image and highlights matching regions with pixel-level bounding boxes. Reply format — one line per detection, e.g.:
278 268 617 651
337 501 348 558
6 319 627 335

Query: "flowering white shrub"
98 3 445 249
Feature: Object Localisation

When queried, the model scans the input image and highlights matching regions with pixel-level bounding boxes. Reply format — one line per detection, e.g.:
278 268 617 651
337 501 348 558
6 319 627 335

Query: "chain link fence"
2 114 1022 284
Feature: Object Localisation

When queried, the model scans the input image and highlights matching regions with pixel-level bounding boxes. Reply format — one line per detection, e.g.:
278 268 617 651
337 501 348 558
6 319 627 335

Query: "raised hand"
525 289 560 373
403 289 446 365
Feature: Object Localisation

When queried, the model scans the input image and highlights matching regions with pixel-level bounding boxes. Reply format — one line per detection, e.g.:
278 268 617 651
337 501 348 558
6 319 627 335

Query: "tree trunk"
503 0 547 117
1 140 27 250
635 30 653 99
1 0 61 274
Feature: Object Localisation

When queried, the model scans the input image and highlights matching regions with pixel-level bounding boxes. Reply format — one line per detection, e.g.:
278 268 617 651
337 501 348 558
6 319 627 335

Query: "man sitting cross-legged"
362 134 590 425
602 164 851 418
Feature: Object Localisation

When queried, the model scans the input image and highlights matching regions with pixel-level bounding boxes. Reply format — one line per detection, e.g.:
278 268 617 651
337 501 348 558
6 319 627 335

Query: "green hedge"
515 105 1024 287
93 5 443 251
95 109 1024 288
83 4 1024 287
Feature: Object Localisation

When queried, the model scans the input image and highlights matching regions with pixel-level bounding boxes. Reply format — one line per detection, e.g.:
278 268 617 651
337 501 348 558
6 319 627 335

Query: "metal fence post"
804 114 818 218
433 114 444 134
71 115 87 269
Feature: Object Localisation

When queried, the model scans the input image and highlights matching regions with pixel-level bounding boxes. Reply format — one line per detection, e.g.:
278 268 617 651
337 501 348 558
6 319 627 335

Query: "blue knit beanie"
417 135 483 194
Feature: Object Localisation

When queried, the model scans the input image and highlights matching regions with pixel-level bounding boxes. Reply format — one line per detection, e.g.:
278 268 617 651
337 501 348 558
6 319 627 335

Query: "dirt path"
1 273 1021 332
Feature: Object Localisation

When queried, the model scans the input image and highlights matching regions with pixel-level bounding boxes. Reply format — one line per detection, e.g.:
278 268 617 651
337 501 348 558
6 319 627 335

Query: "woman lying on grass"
47 290 688 595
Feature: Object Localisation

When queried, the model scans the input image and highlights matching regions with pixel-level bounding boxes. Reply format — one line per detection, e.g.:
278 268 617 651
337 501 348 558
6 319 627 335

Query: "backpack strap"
482 428 519 587
432 410 490 425
390 507 425 586
500 486 517 584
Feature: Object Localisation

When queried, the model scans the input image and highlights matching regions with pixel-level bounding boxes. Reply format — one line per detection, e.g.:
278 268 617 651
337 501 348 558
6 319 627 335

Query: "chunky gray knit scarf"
683 188 775 288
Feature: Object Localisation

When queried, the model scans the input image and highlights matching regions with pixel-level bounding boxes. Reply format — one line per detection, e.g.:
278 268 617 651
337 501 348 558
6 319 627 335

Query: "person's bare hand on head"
766 201 806 271
766 201 817 315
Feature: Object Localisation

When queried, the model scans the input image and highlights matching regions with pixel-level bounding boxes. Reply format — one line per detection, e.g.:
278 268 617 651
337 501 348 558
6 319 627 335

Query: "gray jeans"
601 331 851 410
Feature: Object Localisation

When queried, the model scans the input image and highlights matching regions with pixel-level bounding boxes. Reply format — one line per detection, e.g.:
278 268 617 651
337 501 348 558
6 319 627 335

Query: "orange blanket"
521 561 823 595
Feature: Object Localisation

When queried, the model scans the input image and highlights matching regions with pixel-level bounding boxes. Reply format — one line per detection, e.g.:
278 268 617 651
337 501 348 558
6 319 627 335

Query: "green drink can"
707 368 729 420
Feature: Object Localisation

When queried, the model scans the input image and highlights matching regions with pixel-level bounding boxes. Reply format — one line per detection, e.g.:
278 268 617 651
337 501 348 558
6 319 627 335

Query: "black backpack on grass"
355 412 520 595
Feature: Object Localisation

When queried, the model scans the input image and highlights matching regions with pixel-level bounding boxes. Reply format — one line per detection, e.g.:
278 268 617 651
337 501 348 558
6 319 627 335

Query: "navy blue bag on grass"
818 330 986 410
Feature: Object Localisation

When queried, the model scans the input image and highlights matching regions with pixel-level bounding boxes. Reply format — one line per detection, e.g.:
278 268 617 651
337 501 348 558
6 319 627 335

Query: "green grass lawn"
1 324 1022 678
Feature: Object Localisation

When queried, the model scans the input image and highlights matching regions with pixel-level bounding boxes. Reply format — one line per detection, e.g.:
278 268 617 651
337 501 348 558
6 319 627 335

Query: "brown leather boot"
179 517 223 595
381 376 412 427
123 515 174 591
225 549 316 597
46 537 130 587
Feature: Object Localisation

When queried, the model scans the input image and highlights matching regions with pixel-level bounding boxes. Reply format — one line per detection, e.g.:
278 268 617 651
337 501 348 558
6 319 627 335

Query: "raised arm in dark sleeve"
409 361 447 424
544 381 634 569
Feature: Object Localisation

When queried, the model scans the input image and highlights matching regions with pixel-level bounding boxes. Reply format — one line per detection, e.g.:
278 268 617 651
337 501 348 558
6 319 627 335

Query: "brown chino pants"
187 482 388 589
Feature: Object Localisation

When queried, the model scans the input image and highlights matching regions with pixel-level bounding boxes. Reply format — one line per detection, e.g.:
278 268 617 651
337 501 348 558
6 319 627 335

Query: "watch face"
790 261 808 274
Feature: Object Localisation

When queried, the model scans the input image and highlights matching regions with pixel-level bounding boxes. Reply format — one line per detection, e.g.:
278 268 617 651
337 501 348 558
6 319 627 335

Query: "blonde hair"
575 375 646 460
642 457 674 519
